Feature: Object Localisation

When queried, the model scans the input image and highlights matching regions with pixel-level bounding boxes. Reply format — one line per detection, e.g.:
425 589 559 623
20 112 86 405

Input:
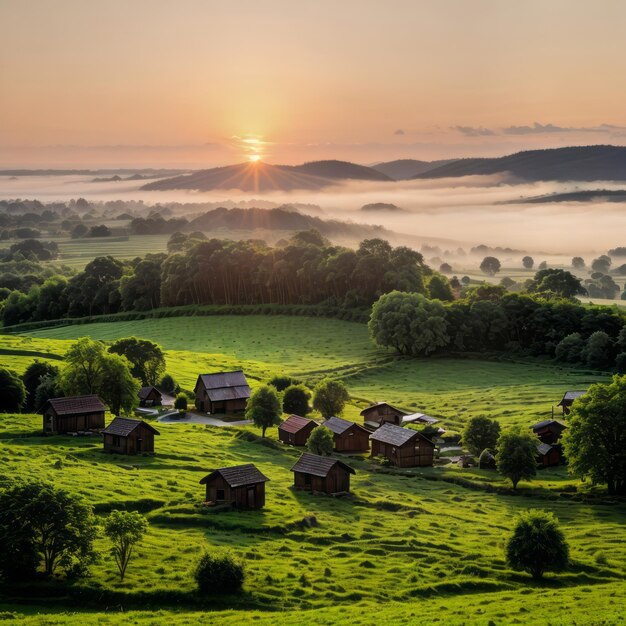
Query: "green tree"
34 373 63 412
174 393 188 412
428 275 454 301
312 379 349 418
555 332 585 363
522 256 534 269
99 353 141 415
109 337 166 386
571 256 585 269
245 385 282 437
22 360 59 412
267 375 301 392
462 416 501 456
582 331 614 369
160 373 178 394
0 367 26 412
103 510 148 581
562 376 626 495
528 268 586 299
307 426 334 455
505 509 569 580
0 482 97 578
480 256 501 276
496 427 537 489
282 384 311 416
591 255 611 273
61 337 107 394
193 552 244 595
368 291 449 356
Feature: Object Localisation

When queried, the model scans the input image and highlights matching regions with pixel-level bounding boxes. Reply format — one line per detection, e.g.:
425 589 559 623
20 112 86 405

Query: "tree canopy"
109 337 166 386
307 426 334 456
462 416 501 456
0 367 27 412
312 379 349 419
245 385 282 437
496 427 537 489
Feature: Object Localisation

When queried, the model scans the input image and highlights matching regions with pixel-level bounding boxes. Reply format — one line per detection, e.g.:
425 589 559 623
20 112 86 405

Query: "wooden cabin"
194 370 251 414
138 386 162 407
532 419 567 445
278 414 317 446
556 390 586 415
370 423 435 467
291 453 355 495
102 417 159 454
41 395 106 435
536 442 561 467
199 464 269 509
324 416 370 453
360 402 407 429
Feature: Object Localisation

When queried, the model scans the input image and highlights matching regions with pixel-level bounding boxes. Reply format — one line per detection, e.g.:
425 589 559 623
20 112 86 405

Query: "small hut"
359 402 407 429
41 395 106 435
536 442 561 467
138 386 163 407
556 390 586 415
278 414 317 446
370 423 435 467
324 416 370 453
291 453 355 495
194 370 251 414
199 464 269 509
532 419 567 444
103 417 159 454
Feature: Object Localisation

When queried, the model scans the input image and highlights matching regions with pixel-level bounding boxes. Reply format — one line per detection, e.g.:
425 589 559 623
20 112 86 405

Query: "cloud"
452 126 497 137
394 129 405 135
503 122 626 135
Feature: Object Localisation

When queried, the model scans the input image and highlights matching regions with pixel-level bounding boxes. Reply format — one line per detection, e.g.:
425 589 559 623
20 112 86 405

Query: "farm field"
1 314 624 624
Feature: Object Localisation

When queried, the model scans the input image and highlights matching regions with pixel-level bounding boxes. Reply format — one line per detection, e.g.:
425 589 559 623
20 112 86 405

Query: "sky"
2 0 626 168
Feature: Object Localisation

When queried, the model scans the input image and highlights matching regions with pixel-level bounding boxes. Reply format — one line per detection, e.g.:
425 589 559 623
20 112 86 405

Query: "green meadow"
0 314 624 624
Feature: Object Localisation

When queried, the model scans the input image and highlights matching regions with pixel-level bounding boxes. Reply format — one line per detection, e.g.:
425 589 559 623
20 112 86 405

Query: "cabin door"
247 487 255 508
136 438 142 453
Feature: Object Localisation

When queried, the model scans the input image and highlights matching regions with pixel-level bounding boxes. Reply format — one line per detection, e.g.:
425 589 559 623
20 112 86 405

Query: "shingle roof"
280 414 316 434
370 422 422 446
532 419 566 431
197 371 251 402
138 386 162 400
199 464 269 487
291 452 355 477
103 417 160 437
537 443 554 456
359 402 407 416
44 395 106 416
402 412 439 425
558 390 586 405
324 416 367 435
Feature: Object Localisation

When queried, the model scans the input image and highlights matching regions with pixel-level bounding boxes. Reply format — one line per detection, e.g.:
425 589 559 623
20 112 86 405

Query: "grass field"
1 315 624 624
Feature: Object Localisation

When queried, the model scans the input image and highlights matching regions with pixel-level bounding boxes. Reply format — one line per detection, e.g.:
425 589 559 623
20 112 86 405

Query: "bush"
282 384 311 416
193 552 244 594
174 394 188 411
268 375 301 392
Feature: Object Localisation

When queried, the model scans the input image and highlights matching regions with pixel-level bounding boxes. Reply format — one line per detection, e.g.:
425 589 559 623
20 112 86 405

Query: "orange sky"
2 0 626 168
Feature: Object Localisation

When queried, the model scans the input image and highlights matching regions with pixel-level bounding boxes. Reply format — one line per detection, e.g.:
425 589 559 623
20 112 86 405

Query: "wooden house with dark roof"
291 453 355 495
278 414 317 446
41 395 106 435
532 419 567 445
370 423 435 467
324 416 370 453
103 417 160 454
194 370 251 414
138 386 162 407
556 390 586 415
359 402 407 429
199 464 269 509
536 442 561 467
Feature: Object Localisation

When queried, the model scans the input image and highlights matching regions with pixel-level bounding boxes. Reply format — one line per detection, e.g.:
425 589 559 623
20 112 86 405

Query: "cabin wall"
204 476 265 508
279 423 315 446
293 468 350 494
371 439 434 467
334 427 369 452
140 390 162 407
44 410 105 435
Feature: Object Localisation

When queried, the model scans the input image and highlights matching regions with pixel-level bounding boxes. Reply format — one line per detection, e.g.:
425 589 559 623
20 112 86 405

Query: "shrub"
282 384 311 416
174 394 188 411
268 375 301 392
193 552 244 594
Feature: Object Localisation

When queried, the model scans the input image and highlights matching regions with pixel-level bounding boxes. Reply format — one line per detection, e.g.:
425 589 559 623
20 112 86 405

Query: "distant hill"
142 160 391 192
187 206 387 238
360 202 406 212
372 159 458 180
413 145 626 182
503 189 626 204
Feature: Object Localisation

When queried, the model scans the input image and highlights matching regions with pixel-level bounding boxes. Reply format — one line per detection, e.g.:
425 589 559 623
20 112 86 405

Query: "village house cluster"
40 369 582 510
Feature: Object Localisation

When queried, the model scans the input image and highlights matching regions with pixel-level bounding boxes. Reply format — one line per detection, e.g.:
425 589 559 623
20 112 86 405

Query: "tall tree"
103 510 148 581
0 367 26 413
496 427 537 489
245 385 282 437
462 416 501 456
307 426 334 456
61 337 107 394
480 256 501 276
312 379 349 418
22 360 59 412
99 353 141 415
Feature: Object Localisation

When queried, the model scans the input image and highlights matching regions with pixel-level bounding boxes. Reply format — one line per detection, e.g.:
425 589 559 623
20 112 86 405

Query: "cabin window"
113 436 121 447
216 489 225 501
304 474 312 487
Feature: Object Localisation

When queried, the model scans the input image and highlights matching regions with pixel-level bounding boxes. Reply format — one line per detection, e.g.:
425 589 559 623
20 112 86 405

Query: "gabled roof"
402 412 439 425
532 419 566 432
279 414 317 434
291 452 355 477
138 386 162 400
199 464 269 487
370 422 433 447
324 416 368 436
359 402 407 416
537 442 554 456
557 390 586 405
43 395 106 416
196 370 251 402
103 417 160 437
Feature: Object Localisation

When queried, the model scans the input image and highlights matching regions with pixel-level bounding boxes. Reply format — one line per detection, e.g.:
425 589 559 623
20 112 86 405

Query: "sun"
248 154 261 162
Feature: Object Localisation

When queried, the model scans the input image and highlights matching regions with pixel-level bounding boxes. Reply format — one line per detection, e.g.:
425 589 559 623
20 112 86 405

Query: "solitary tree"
312 379 349 418
480 256 501 276
103 510 148 581
505 509 569 580
282 384 311 416
522 256 534 269
562 376 626 495
462 416 501 456
246 385 282 437
571 256 585 270
0 367 26 413
307 426 334 456
496 427 537 489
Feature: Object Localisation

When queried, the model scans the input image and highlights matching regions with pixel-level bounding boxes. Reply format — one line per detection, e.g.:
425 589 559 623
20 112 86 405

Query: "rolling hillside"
413 145 626 181
372 158 458 180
